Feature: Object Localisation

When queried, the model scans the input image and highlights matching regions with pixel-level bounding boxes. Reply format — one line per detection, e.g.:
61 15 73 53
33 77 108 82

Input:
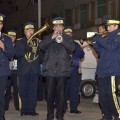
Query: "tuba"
25 22 49 63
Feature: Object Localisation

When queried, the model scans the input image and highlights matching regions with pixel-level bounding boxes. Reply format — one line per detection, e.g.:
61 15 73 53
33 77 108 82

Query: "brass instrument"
25 22 50 63
79 32 108 45
27 22 49 44
55 32 63 43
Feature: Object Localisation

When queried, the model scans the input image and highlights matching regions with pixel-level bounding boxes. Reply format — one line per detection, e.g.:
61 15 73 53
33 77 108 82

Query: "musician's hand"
87 41 93 45
52 31 58 39
0 40 5 51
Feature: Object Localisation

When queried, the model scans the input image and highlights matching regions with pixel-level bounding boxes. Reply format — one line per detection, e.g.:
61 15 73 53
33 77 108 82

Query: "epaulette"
117 32 120 35
17 38 22 40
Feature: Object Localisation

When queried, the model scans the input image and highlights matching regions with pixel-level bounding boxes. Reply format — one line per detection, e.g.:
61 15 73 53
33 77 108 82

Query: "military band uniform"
0 14 16 120
5 30 19 111
63 27 85 113
93 19 120 120
15 22 40 116
5 61 19 110
39 17 75 120
65 42 84 113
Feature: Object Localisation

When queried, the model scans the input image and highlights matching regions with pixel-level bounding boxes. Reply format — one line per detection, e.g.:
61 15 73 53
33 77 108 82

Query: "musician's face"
53 24 64 33
24 29 34 38
10 36 16 43
107 24 118 32
0 22 3 31
98 26 106 34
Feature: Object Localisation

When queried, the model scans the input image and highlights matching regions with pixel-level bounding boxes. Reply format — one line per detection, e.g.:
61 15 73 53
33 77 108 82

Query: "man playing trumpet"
39 17 75 120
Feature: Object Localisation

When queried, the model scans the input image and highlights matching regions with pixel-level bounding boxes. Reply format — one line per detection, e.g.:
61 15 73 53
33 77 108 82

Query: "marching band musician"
0 14 16 120
5 30 19 111
15 22 40 116
92 19 120 120
98 24 107 36
64 26 84 114
39 17 75 120
96 23 107 117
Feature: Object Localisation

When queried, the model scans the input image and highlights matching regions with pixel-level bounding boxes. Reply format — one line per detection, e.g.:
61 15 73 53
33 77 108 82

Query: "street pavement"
5 97 102 120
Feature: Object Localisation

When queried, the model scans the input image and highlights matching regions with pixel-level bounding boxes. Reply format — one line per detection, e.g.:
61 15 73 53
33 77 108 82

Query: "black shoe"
62 110 66 114
46 117 54 120
46 119 53 120
21 112 39 116
70 110 81 114
21 112 29 116
30 112 39 116
56 116 64 120
15 108 19 111
57 118 64 120
57 117 64 120
5 107 8 111
3 116 5 120
98 116 112 120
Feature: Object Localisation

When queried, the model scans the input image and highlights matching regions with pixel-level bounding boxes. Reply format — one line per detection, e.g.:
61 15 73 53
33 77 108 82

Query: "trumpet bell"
55 34 63 43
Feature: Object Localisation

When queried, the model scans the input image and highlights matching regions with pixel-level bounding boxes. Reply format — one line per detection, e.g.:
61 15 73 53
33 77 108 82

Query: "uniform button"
2 59 4 62
55 71 56 73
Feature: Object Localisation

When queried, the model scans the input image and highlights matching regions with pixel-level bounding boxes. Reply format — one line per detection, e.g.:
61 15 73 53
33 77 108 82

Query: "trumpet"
55 32 63 43
52 31 63 43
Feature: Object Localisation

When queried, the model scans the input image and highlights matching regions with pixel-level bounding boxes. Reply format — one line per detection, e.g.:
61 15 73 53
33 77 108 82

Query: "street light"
38 0 41 28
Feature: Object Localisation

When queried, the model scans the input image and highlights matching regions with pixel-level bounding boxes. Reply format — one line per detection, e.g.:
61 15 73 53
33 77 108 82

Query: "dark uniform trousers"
37 76 47 101
98 76 120 120
46 77 67 120
65 67 81 111
5 74 19 110
18 74 38 113
0 76 7 120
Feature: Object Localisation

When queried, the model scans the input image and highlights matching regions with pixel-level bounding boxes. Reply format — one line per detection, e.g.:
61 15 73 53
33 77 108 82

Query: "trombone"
79 31 108 45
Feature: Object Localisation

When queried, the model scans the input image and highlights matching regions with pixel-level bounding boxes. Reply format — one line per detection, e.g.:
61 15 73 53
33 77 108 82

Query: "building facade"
0 0 120 38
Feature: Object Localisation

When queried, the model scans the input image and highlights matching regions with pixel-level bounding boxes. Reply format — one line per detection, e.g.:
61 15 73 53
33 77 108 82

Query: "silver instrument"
55 32 63 43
